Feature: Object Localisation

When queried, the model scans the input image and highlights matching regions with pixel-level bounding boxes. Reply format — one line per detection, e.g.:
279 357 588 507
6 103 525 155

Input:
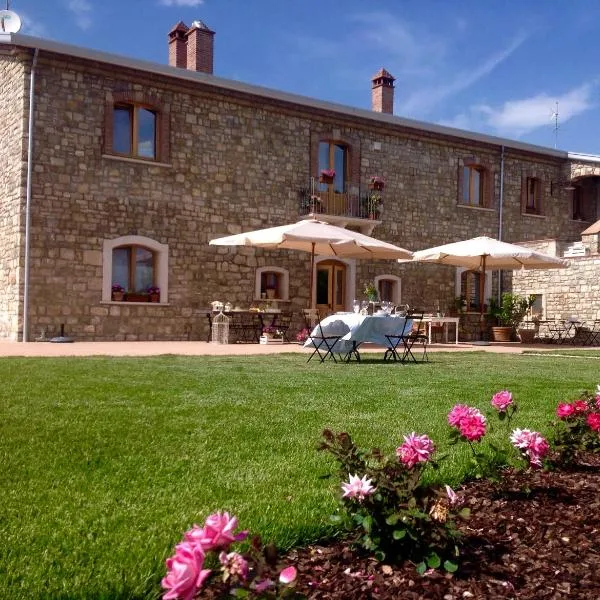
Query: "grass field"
0 352 598 599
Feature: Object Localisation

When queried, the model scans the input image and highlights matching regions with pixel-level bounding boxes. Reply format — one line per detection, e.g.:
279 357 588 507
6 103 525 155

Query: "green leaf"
392 529 406 540
386 514 399 526
426 552 441 569
362 515 373 533
416 561 427 576
458 507 471 519
329 514 342 523
443 560 458 573
374 550 386 561
231 588 250 598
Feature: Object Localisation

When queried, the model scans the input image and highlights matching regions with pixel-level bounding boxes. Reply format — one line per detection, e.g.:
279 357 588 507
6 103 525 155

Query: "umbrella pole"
309 242 315 311
479 255 486 340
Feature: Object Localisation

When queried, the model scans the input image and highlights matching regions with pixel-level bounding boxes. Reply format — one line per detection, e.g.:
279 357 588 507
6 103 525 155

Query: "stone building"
0 22 599 341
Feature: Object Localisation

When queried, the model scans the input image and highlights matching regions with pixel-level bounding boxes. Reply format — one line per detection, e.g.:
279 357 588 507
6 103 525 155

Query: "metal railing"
298 178 383 220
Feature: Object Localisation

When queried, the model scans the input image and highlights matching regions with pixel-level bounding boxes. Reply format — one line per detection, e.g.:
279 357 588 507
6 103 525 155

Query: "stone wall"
0 49 27 340
11 47 598 340
512 239 600 322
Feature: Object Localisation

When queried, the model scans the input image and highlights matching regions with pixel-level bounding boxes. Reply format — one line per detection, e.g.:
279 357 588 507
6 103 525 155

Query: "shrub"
319 429 467 574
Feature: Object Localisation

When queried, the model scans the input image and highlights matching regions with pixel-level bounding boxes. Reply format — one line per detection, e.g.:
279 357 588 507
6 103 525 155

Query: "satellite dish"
0 10 22 34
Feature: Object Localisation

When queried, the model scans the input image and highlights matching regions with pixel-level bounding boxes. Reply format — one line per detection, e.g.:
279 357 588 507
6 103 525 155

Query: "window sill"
456 203 496 212
102 301 170 305
102 154 172 168
521 212 546 219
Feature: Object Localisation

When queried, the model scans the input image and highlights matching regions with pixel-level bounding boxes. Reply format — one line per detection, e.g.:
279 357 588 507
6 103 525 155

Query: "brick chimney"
371 68 395 114
186 20 215 74
168 21 189 69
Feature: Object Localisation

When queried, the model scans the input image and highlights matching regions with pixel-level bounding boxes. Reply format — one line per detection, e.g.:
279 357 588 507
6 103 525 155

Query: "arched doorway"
316 260 346 314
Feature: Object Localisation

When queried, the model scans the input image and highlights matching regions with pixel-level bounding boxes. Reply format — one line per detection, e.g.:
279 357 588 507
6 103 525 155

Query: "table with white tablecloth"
304 313 412 357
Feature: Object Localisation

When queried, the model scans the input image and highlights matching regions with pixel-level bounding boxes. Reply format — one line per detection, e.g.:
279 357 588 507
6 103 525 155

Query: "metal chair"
306 320 342 363
396 311 429 363
272 311 293 342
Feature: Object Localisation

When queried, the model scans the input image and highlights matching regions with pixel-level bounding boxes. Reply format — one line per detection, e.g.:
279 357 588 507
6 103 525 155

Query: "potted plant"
369 175 385 191
147 286 160 303
125 290 150 302
488 292 535 342
111 283 125 301
319 168 335 184
364 281 378 303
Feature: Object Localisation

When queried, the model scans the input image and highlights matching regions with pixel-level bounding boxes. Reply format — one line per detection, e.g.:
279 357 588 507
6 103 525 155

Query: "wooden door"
316 261 346 314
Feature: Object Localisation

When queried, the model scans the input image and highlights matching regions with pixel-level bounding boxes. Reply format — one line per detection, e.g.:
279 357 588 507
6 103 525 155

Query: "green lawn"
0 352 597 599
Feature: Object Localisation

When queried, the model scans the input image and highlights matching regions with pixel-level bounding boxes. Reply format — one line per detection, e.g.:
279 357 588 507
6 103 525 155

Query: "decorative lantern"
211 311 230 344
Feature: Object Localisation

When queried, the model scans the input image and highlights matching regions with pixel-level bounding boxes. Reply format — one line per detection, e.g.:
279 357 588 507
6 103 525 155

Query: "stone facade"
0 48 27 340
0 37 599 341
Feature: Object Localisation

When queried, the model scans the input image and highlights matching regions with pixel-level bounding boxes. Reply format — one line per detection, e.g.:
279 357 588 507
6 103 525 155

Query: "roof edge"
0 32 571 159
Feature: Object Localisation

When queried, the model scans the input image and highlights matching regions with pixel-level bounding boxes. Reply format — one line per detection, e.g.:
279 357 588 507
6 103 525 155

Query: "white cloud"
66 0 92 31
159 0 204 6
401 33 528 116
19 13 48 38
439 83 596 138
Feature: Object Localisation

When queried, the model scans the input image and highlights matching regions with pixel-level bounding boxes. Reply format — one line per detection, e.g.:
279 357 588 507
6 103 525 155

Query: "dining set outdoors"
209 219 574 355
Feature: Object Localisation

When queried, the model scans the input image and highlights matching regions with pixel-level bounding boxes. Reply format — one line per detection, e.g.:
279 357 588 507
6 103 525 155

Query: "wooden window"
530 294 544 319
458 163 494 208
112 245 156 293
522 177 542 215
260 271 281 299
318 141 348 193
572 187 586 221
113 104 157 160
460 270 481 311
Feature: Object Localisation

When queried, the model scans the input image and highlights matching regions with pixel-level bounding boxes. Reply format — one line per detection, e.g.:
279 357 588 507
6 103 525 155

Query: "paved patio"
0 340 581 357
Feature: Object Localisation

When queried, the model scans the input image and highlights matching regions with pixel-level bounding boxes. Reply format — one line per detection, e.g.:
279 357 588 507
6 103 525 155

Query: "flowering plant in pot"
363 281 378 302
488 292 535 342
319 168 335 184
147 286 160 302
369 175 385 191
111 283 125 301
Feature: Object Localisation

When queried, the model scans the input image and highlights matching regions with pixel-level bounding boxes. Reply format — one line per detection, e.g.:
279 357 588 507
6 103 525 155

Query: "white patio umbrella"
407 235 568 316
209 219 413 308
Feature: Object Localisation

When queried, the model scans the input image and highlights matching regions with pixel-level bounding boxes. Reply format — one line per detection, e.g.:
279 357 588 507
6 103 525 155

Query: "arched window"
460 270 481 311
255 267 289 301
102 236 169 302
374 275 401 305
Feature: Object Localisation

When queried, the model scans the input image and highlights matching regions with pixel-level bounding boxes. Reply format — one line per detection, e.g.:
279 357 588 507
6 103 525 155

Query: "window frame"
521 175 544 216
318 140 349 193
102 236 169 303
455 267 492 313
112 244 157 293
458 159 494 209
255 267 289 301
104 91 170 164
374 274 401 305
112 103 158 161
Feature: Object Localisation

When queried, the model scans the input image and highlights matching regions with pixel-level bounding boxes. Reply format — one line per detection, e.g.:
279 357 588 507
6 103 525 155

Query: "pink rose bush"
549 388 600 464
163 512 297 599
491 390 513 412
448 405 487 442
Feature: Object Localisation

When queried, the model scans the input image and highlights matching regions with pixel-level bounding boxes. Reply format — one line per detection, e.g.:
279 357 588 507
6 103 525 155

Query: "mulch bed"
282 456 600 599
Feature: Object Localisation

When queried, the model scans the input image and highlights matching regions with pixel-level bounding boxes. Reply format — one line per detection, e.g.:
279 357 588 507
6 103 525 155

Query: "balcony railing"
298 178 383 221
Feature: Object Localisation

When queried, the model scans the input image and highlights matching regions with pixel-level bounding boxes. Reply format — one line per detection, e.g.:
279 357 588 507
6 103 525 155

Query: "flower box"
125 293 150 303
259 335 284 345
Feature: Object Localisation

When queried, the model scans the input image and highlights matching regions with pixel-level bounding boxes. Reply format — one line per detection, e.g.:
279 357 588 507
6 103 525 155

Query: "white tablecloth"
304 313 412 354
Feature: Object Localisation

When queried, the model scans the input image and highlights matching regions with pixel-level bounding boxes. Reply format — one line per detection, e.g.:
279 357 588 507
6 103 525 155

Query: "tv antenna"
550 101 559 149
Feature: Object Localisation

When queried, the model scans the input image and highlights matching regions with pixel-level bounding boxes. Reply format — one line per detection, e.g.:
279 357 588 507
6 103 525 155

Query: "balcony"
298 178 383 228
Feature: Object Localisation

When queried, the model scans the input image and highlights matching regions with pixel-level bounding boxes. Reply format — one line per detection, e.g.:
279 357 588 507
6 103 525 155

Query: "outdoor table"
303 313 410 360
422 316 460 344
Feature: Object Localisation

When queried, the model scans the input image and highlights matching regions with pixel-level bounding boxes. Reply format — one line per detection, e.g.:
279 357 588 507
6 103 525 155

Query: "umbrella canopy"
210 219 413 308
408 235 568 317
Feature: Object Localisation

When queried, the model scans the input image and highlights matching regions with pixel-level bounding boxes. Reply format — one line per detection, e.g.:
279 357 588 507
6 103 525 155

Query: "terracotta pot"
490 326 513 342
112 291 124 302
266 288 276 299
518 328 536 343
149 293 160 303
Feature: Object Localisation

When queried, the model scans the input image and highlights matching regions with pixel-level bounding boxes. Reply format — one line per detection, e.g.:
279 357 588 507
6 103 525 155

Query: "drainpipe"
497 145 505 305
23 48 39 342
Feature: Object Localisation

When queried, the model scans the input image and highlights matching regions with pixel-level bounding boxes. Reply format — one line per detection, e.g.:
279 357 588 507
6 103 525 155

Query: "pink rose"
556 402 575 419
448 404 472 428
396 432 435 469
341 474 376 501
587 412 600 432
572 399 588 414
162 542 211 600
458 412 487 442
510 429 549 469
596 395 600 410
185 512 248 552
491 390 513 412
445 485 459 506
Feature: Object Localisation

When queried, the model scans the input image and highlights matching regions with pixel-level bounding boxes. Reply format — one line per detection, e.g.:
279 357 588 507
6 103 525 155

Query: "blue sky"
12 0 600 154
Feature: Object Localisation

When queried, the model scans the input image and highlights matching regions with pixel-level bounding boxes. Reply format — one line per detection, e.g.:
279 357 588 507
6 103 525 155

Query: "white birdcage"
211 311 230 344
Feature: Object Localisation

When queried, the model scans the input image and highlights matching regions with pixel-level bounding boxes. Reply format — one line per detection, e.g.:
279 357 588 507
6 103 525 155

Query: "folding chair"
400 311 429 363
383 317 413 362
272 311 293 342
306 320 342 363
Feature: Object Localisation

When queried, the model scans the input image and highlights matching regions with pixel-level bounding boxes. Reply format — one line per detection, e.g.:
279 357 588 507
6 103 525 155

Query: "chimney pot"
371 68 395 114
